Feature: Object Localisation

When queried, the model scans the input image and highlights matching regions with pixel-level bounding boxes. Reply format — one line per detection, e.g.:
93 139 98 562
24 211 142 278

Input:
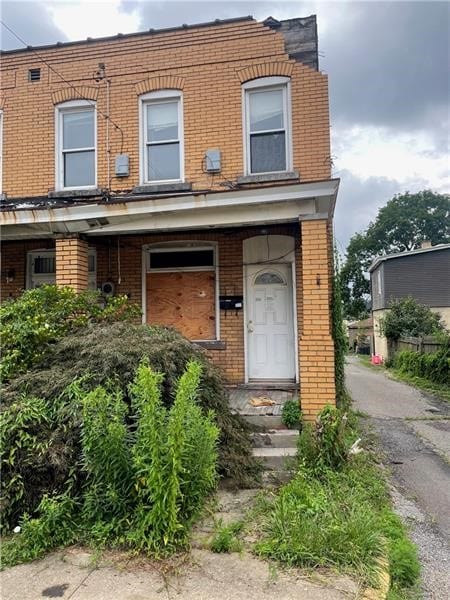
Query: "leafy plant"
333 252 348 406
297 405 356 474
0 285 140 381
379 297 446 341
281 399 301 429
210 520 243 553
392 345 450 385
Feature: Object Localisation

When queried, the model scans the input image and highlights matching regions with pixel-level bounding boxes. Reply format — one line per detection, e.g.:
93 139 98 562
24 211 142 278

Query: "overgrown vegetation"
209 520 244 553
255 406 420 594
281 399 302 429
1 321 260 533
1 361 219 566
379 297 446 341
332 254 348 407
391 345 450 386
0 285 140 381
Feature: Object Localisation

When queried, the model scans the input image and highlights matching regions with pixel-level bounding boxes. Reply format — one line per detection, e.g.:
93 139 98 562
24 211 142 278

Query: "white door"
246 264 295 380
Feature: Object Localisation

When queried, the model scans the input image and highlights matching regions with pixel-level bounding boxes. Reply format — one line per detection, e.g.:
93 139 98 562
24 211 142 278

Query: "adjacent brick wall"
298 219 336 418
1 19 331 198
55 236 89 292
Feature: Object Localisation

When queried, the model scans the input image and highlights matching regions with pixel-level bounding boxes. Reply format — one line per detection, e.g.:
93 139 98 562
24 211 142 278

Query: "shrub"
0 285 140 381
1 323 260 532
379 297 445 341
281 399 301 429
1 361 219 564
392 343 450 385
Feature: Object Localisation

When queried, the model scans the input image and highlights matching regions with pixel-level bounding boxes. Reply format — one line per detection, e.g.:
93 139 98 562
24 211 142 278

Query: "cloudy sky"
1 0 449 252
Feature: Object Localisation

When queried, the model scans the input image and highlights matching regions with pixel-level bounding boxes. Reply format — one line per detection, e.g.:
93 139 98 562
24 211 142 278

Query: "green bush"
393 344 450 385
281 399 302 429
0 285 140 381
1 322 260 532
379 297 445 341
1 361 219 565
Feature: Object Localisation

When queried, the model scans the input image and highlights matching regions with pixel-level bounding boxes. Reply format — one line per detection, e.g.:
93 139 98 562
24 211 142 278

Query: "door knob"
247 320 254 333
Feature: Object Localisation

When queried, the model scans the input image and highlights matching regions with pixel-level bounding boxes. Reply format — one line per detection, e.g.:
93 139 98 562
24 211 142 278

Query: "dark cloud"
1 1 67 50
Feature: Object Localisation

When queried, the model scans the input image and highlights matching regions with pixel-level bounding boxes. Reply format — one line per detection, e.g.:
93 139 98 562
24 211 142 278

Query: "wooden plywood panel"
147 271 215 340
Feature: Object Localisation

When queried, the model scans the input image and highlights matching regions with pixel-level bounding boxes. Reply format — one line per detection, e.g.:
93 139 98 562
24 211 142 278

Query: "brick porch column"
55 235 89 293
298 218 336 419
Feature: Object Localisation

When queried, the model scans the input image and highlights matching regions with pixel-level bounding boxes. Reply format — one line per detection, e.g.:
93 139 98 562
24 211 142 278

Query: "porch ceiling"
0 179 339 240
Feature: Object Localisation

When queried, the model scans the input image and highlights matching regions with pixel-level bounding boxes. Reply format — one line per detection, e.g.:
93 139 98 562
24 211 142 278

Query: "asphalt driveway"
346 355 450 599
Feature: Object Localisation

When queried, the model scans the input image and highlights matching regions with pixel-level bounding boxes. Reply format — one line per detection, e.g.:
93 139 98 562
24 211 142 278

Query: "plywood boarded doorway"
146 271 215 340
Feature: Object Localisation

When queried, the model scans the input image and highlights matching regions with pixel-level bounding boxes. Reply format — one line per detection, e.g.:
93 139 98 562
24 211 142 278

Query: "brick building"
0 15 339 418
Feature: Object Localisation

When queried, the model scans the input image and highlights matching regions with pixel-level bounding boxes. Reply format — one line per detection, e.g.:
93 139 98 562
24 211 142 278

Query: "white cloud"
47 0 140 40
332 125 450 193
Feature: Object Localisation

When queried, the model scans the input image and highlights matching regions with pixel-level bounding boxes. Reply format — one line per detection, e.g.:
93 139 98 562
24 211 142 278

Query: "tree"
341 191 450 319
379 297 446 341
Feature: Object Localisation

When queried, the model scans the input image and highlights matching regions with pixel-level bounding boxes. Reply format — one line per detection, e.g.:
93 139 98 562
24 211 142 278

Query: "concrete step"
241 414 284 428
251 429 299 448
252 447 297 470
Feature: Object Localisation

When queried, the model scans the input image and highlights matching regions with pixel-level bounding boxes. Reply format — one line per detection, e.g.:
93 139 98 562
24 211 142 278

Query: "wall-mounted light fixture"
5 269 16 283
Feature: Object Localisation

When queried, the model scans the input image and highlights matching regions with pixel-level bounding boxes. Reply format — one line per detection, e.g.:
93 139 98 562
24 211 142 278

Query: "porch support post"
298 218 336 419
55 234 89 293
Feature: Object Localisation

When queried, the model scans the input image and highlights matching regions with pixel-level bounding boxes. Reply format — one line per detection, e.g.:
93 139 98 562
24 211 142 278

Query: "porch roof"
0 179 339 240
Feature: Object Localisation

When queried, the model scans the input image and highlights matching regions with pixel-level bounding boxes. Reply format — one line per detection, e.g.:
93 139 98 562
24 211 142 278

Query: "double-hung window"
243 77 291 175
56 100 96 190
141 91 183 183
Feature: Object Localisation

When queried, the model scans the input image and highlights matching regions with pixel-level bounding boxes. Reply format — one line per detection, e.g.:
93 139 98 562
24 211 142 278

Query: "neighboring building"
370 243 450 358
0 15 339 418
347 317 373 354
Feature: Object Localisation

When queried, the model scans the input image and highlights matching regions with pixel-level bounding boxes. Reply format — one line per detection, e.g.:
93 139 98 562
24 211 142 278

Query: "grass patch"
357 354 385 371
253 408 420 595
209 520 244 553
389 369 450 403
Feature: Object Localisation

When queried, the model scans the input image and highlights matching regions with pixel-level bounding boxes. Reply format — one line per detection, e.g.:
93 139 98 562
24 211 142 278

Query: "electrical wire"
0 19 124 154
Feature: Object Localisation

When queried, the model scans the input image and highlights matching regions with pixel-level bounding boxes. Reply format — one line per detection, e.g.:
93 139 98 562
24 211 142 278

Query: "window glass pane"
63 110 94 149
34 256 56 274
250 132 286 173
147 142 180 181
147 101 178 142
254 271 285 285
249 89 284 132
64 150 95 187
150 250 214 269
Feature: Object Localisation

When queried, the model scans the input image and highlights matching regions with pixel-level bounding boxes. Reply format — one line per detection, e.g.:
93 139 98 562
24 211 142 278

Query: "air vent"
28 68 41 82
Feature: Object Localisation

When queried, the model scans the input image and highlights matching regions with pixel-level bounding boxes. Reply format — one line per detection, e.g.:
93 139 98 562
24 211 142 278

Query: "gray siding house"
369 243 450 357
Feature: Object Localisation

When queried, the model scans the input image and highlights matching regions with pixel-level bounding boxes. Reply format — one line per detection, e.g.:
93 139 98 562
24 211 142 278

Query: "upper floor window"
140 90 183 183
243 77 291 175
56 100 96 190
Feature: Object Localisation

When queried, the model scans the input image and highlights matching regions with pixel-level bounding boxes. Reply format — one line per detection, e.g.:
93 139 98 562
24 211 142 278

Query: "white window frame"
0 110 3 195
142 242 219 342
242 76 292 176
139 90 184 185
27 248 97 290
55 100 97 191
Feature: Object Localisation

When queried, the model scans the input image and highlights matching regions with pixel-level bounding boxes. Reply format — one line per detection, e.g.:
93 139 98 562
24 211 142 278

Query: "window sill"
236 171 299 185
192 340 226 351
48 188 102 199
133 182 192 194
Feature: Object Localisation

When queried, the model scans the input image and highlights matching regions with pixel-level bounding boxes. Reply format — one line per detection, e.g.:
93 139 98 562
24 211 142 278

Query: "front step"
252 447 297 470
251 429 299 448
241 414 284 428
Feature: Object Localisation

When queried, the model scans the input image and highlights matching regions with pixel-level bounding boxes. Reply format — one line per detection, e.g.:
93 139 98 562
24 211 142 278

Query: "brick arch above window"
135 75 185 96
236 62 294 83
0 94 6 110
51 86 99 105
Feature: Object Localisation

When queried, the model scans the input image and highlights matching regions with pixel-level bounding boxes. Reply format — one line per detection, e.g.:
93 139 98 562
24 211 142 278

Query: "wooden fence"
389 336 444 357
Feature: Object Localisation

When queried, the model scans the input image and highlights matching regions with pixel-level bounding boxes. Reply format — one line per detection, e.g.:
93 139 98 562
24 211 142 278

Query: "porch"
228 385 299 426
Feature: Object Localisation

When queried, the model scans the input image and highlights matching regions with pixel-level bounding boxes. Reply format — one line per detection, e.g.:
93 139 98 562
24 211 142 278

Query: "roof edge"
369 243 450 272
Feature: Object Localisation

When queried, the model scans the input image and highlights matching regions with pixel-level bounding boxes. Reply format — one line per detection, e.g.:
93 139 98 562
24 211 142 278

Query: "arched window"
254 270 286 285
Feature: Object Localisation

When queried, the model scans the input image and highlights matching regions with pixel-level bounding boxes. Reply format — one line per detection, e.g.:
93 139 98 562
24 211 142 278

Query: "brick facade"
0 17 337 417
0 19 330 198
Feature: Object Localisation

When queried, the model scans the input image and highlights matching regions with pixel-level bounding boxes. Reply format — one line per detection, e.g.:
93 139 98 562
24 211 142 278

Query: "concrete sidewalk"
0 546 358 600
